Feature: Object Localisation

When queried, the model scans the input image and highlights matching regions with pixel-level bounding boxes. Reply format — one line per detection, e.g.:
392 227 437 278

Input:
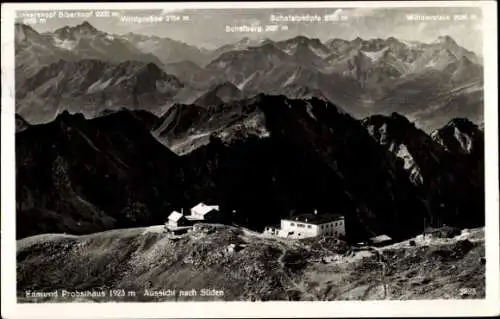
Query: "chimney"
181 208 184 215
305 218 308 222
314 209 318 215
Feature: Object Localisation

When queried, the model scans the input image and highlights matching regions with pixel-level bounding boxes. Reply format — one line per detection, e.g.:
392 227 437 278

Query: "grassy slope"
17 224 485 302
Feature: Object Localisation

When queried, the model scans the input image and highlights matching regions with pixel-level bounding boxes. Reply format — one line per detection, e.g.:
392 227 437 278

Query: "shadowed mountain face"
363 114 484 228
16 110 184 239
174 96 427 240
15 114 30 133
431 118 485 157
154 96 482 239
16 95 484 241
120 33 212 67
16 59 183 123
193 82 243 107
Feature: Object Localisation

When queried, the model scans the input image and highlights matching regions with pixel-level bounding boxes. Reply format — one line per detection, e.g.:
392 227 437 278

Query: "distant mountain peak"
260 38 273 44
432 118 483 155
194 81 242 107
238 37 251 44
434 35 458 46
363 113 415 132
54 21 101 38
290 35 309 42
257 41 283 53
76 20 99 32
15 22 35 32
15 23 41 42
390 112 412 123
212 81 240 91
445 118 477 130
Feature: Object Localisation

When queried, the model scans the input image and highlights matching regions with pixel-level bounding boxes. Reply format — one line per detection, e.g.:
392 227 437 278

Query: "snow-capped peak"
434 35 456 44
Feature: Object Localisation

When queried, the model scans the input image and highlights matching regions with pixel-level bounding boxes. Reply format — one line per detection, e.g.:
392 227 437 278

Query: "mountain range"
14 21 484 241
15 22 483 131
15 23 163 83
16 59 183 123
16 95 484 241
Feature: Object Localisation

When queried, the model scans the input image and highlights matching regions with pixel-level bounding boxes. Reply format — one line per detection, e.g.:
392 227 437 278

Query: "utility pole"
423 217 426 239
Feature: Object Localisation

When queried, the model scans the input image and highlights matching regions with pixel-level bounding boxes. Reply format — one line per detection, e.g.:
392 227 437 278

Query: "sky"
17 6 484 54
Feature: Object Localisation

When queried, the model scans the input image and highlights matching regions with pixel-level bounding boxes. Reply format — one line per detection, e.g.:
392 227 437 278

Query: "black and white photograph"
1 1 499 318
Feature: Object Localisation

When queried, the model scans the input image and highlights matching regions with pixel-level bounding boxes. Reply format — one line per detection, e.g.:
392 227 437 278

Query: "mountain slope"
46 22 163 67
431 118 484 157
15 23 76 82
16 59 183 123
16 26 482 130
16 95 484 242
120 33 210 66
155 95 430 240
196 35 482 127
363 114 484 228
193 82 243 107
16 111 184 239
15 22 164 84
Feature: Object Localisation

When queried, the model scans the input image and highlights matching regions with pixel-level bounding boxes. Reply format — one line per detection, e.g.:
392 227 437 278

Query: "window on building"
307 225 312 229
290 223 295 226
297 223 305 228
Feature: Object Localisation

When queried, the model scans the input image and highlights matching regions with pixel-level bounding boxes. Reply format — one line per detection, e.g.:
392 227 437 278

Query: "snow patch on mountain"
52 38 77 51
282 69 299 87
306 103 317 120
282 43 298 55
361 47 389 62
237 73 256 90
393 143 423 185
114 75 135 86
87 78 113 93
454 127 473 154
309 45 330 59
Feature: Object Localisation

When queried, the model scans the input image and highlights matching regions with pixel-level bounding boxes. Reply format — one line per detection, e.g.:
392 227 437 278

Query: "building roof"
282 212 344 225
265 224 280 229
191 202 220 216
168 211 184 222
185 215 203 221
369 234 392 243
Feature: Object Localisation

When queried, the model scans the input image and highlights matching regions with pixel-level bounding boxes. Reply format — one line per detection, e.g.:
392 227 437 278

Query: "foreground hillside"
17 225 485 302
